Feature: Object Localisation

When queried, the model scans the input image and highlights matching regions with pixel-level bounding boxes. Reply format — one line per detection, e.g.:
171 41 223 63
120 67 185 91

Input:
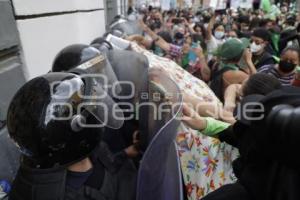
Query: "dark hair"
252 28 271 42
191 33 207 51
158 31 173 43
193 23 207 39
238 15 250 24
249 17 261 30
243 74 282 96
281 46 300 60
259 18 273 27
213 23 225 35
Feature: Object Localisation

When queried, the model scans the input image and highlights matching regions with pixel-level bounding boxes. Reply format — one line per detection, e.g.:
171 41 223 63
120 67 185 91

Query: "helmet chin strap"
70 109 106 132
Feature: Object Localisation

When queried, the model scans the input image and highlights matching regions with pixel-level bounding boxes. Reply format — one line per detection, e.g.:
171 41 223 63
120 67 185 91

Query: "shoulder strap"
210 66 233 102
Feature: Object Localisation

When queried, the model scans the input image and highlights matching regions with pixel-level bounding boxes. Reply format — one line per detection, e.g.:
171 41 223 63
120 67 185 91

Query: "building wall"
12 0 107 79
0 0 26 120
0 0 120 181
0 0 112 120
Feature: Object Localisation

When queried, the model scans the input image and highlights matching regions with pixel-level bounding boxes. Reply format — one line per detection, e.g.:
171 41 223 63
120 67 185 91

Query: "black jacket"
253 51 276 70
203 87 300 200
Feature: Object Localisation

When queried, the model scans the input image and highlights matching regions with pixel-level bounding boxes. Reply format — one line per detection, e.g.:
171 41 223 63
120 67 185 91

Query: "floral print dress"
131 42 239 199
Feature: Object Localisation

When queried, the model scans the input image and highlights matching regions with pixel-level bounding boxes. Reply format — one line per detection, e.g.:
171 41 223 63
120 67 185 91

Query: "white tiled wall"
13 0 106 79
12 0 104 15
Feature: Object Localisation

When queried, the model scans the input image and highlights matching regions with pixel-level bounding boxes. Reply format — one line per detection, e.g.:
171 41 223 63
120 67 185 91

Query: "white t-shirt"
206 35 226 61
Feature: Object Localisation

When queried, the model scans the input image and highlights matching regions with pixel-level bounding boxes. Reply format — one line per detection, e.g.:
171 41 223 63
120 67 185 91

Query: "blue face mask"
214 31 225 40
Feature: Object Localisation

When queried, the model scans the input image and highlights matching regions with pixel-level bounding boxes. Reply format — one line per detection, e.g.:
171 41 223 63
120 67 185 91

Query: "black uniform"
203 87 300 200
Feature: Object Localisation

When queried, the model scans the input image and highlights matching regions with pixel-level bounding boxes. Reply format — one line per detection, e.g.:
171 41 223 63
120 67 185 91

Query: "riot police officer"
7 71 128 199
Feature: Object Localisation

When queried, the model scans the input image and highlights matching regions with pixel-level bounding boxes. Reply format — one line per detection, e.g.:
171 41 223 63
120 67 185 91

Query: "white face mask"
250 42 263 53
281 7 288 13
214 31 225 40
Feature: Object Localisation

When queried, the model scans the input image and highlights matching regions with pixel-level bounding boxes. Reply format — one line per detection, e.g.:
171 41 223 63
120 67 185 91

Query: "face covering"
279 60 297 73
175 32 184 40
214 31 225 40
250 42 264 54
281 7 288 13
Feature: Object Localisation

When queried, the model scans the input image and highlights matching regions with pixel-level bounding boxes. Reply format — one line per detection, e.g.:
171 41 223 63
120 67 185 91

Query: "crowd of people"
126 3 300 199
129 4 300 86
2 2 300 200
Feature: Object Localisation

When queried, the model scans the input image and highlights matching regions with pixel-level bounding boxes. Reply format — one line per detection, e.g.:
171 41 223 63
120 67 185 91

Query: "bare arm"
244 48 257 75
182 17 196 34
207 15 216 41
194 47 211 81
183 91 236 124
139 19 171 52
223 84 241 112
223 70 249 86
126 34 152 48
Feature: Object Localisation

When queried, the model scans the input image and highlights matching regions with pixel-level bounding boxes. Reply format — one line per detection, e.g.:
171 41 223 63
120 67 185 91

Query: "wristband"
201 117 230 136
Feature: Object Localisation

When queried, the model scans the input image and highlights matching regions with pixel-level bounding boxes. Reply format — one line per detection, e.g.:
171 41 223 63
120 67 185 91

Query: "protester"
251 28 276 69
223 73 282 112
258 46 300 85
210 38 257 102
184 86 300 200
123 3 300 199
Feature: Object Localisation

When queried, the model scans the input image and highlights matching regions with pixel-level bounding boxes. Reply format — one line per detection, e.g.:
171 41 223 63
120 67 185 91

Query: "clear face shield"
74 50 122 96
62 52 124 129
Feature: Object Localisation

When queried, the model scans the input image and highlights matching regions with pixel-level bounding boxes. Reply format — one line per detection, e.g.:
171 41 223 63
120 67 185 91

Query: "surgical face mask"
279 60 297 73
250 42 264 54
214 31 225 40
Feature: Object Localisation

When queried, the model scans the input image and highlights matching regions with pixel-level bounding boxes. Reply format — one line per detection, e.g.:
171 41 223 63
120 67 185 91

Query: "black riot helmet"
103 28 127 39
90 37 113 52
7 73 123 169
52 44 122 98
